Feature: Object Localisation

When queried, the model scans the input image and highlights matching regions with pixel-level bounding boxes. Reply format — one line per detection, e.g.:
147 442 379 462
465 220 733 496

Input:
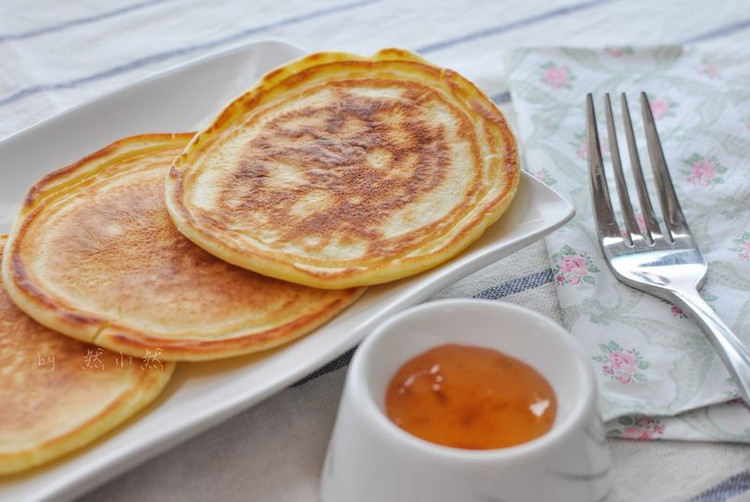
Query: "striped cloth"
2 1 750 501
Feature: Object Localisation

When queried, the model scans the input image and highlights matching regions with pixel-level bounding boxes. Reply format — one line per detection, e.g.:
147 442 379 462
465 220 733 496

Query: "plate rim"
0 37 306 146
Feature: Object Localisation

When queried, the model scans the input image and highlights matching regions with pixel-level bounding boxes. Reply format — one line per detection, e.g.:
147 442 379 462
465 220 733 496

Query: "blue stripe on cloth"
491 91 511 104
472 269 554 300
293 348 355 387
416 0 615 54
294 270 555 386
690 470 750 502
0 0 379 109
682 18 750 43
0 0 169 42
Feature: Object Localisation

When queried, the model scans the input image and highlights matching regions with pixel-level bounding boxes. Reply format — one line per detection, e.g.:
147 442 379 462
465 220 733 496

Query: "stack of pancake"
0 48 519 474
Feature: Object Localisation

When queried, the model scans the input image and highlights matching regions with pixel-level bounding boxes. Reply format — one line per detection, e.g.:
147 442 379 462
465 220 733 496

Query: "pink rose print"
593 341 650 383
636 213 648 234
610 350 637 373
608 416 664 440
540 62 574 90
534 168 557 186
576 135 587 159
731 231 750 261
663 292 717 318
671 304 687 319
661 299 688 319
649 98 672 120
705 62 718 79
572 131 608 160
689 159 716 185
605 46 634 58
623 427 651 439
543 68 568 89
698 59 719 79
681 153 726 187
634 213 646 234
619 212 648 240
561 255 587 276
552 245 599 286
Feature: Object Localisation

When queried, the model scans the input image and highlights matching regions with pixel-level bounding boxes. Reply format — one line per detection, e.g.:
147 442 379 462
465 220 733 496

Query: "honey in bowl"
385 344 556 449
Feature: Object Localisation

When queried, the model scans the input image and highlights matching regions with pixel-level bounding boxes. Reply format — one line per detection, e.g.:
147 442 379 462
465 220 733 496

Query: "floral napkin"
504 45 750 442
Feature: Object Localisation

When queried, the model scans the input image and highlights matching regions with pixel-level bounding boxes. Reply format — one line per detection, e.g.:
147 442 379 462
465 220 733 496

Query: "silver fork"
587 91 750 407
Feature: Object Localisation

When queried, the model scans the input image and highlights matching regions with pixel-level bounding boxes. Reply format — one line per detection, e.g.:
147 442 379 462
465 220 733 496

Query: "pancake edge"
0 360 175 475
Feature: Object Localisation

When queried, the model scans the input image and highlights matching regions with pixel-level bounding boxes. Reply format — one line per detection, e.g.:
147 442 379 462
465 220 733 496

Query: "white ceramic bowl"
321 299 612 502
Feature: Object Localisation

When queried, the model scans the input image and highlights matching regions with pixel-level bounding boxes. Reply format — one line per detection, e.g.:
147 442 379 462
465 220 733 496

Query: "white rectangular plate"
0 40 574 501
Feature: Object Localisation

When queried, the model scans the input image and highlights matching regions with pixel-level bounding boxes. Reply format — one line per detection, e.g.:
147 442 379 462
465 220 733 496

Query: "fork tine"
587 93 621 241
620 93 661 242
640 92 691 241
604 93 638 244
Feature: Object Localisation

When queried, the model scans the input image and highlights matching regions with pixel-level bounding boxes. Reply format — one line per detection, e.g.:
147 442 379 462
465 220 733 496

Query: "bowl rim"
347 298 598 463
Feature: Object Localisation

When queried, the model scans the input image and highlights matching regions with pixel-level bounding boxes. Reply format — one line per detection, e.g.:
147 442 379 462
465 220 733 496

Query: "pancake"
3 134 364 361
0 235 175 475
165 48 519 289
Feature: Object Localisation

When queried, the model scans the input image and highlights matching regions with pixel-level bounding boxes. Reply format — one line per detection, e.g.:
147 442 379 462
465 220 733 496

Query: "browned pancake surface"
0 235 174 474
226 82 457 259
3 134 364 361
167 49 519 289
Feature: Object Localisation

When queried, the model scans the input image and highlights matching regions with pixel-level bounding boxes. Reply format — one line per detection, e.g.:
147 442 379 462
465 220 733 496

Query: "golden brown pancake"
3 134 364 361
0 235 174 475
166 48 519 289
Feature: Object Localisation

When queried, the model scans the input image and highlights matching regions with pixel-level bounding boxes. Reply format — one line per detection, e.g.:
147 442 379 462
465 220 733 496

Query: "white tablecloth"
1 1 749 500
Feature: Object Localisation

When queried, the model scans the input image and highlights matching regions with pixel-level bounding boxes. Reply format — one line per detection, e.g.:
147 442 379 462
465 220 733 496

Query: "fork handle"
670 289 750 407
